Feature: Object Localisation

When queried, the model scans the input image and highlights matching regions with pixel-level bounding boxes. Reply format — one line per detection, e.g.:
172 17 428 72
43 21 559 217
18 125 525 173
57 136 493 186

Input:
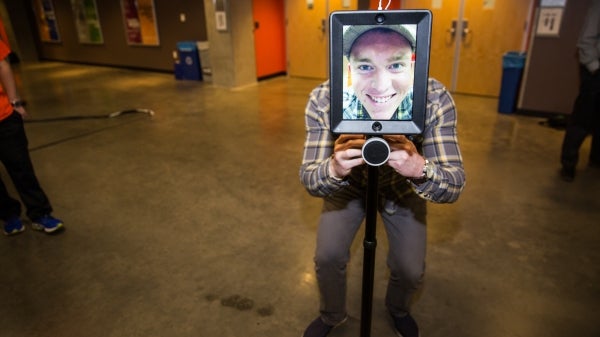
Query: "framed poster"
214 0 227 31
536 7 563 37
71 0 103 44
121 0 160 45
33 0 61 43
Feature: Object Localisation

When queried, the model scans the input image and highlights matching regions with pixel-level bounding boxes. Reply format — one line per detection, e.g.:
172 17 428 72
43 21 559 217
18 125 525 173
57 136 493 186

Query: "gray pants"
314 191 427 325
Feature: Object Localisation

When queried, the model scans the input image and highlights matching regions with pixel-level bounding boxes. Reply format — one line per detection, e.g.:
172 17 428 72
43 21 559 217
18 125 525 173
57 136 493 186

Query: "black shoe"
391 313 419 337
302 316 347 337
559 167 575 182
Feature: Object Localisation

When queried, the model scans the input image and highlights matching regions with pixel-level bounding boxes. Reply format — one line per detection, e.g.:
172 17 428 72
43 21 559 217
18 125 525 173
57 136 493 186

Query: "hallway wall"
0 0 38 62
203 0 257 88
1 1 590 113
2 0 207 72
518 0 590 115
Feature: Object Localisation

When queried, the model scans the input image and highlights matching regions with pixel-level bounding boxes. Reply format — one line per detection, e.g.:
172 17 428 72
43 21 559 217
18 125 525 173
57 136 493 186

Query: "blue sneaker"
32 215 64 234
3 216 25 236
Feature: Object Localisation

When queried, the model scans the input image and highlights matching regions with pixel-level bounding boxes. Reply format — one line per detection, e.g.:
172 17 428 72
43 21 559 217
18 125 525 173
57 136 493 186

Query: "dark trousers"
0 111 52 221
560 65 600 169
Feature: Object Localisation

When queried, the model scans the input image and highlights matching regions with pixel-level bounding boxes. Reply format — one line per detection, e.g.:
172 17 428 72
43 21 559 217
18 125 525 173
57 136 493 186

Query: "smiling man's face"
349 29 414 119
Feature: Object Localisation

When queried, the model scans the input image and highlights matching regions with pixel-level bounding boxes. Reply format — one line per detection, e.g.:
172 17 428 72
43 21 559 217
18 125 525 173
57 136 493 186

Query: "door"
286 0 329 78
253 0 286 79
286 0 359 79
403 0 459 89
402 0 532 96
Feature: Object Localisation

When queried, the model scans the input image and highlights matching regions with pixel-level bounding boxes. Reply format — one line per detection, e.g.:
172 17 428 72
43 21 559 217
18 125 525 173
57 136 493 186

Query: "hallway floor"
1 62 599 337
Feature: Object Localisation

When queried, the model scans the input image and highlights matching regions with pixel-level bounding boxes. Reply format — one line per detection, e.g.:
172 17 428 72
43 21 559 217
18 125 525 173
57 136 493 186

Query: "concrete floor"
1 62 599 337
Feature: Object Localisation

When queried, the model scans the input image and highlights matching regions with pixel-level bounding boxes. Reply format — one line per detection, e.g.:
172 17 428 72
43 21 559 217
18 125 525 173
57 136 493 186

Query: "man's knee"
388 258 425 286
314 245 350 269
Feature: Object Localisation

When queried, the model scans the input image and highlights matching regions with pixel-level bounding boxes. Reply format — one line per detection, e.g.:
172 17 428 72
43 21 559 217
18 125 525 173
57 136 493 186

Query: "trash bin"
498 51 526 113
174 41 202 81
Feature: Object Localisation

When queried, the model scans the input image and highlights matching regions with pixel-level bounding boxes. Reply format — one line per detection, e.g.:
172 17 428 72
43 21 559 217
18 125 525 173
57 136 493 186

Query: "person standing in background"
0 18 64 235
560 0 600 181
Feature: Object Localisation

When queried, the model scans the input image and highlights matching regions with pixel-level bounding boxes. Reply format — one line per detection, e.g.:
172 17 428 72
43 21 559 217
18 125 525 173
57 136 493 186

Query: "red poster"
122 0 142 44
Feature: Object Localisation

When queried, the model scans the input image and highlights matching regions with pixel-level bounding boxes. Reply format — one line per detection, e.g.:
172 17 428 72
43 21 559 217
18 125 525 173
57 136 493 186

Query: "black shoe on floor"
391 313 419 337
302 316 346 337
559 167 575 182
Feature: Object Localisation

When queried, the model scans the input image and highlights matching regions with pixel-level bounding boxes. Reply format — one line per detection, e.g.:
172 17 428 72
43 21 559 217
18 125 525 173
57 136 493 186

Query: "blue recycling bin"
174 41 202 81
498 52 526 113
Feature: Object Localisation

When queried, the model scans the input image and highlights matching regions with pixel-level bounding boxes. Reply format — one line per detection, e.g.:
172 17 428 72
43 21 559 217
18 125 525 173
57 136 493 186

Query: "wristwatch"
10 100 25 108
410 159 434 184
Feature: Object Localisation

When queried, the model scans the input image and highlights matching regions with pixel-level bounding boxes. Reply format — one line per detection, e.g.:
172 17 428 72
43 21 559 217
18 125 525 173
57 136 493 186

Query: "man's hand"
384 135 425 178
330 134 366 179
14 106 27 117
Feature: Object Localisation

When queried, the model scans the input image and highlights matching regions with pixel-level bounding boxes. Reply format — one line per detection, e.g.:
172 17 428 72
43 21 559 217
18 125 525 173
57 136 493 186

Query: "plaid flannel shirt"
299 78 465 203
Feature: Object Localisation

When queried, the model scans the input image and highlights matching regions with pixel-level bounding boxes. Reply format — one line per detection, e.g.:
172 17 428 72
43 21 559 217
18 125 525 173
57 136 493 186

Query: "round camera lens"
362 138 390 166
375 14 385 23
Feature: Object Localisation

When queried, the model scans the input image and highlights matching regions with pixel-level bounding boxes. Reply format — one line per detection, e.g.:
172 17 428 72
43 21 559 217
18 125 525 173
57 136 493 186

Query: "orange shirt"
0 18 9 47
0 19 12 121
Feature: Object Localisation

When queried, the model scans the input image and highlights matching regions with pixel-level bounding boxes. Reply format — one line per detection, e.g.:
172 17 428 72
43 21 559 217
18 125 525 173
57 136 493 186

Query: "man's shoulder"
310 80 330 96
311 80 329 95
427 78 446 91
314 80 330 91
426 78 451 100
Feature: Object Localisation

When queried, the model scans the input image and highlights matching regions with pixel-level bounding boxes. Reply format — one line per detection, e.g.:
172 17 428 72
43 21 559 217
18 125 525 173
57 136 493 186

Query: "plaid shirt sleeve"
299 81 349 197
409 78 465 203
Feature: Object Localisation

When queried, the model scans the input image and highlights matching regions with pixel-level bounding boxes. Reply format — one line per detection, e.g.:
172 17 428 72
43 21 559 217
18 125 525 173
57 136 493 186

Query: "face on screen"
345 27 415 120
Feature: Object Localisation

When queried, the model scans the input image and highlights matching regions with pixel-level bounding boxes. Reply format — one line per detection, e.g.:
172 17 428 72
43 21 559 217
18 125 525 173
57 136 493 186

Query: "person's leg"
380 197 426 337
589 86 600 166
0 112 52 220
0 114 25 220
561 123 588 177
314 196 365 326
561 66 597 177
0 179 22 220
380 197 427 317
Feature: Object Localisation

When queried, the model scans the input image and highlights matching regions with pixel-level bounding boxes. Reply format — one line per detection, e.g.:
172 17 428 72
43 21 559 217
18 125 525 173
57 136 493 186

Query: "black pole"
360 164 379 337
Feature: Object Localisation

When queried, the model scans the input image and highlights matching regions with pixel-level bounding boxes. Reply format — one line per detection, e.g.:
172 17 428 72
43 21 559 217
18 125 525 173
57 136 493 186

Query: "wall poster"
71 0 103 44
121 0 160 46
214 0 227 31
33 0 61 43
536 7 563 37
